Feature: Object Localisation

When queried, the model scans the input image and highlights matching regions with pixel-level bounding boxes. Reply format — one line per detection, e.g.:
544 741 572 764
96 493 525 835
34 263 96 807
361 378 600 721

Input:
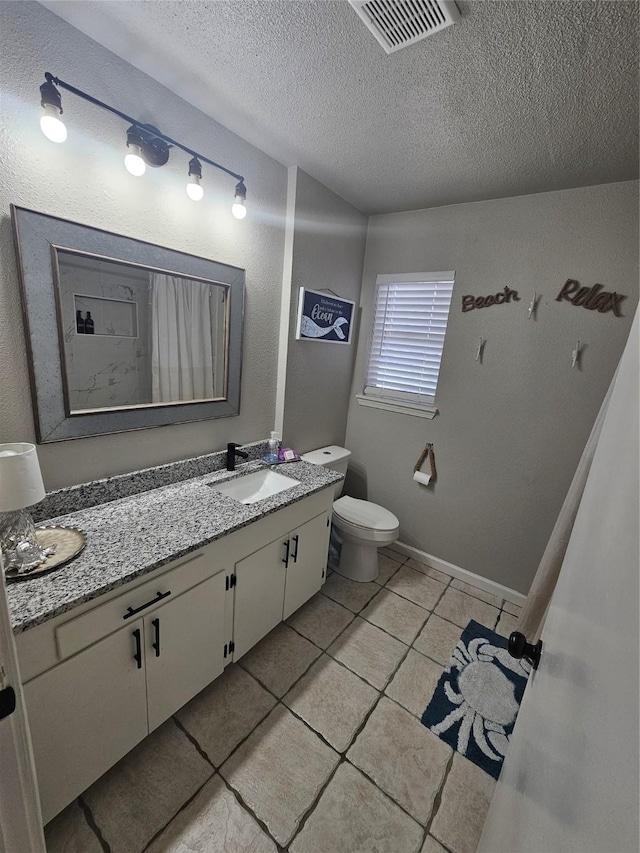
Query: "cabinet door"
23 620 148 824
283 512 331 620
145 573 226 732
233 537 288 660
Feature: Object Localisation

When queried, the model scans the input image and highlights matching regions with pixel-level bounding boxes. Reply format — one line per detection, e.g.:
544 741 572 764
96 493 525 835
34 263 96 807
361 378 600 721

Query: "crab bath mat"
421 620 531 779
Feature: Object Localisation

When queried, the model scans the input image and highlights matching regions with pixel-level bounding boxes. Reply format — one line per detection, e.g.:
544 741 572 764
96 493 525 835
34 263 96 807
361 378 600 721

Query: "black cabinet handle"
151 618 160 657
291 534 299 563
508 631 543 670
123 590 171 620
132 628 142 669
282 539 290 568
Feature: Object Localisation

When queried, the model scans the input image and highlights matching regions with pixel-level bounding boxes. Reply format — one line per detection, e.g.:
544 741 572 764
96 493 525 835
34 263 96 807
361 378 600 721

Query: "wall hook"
528 292 539 320
571 340 581 369
476 338 486 363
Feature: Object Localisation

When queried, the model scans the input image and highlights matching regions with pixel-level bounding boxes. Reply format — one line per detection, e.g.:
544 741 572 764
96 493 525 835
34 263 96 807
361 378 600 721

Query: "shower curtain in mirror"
150 273 216 403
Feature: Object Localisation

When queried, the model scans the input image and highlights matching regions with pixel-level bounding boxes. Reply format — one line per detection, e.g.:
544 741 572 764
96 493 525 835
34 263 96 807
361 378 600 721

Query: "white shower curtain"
151 273 215 403
519 362 619 640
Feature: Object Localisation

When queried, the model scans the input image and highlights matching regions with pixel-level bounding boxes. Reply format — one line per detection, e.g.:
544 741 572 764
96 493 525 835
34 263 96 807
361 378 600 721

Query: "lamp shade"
0 443 46 511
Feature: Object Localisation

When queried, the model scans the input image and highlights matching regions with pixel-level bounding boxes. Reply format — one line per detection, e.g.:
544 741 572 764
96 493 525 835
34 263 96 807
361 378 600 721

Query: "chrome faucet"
226 442 249 471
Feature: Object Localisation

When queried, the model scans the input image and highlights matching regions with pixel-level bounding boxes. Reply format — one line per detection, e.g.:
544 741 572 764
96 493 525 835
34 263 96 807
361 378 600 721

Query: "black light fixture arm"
43 71 245 184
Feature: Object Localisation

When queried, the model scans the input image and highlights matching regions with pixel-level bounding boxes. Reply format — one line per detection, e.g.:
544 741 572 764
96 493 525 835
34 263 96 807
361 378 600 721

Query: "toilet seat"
333 496 399 533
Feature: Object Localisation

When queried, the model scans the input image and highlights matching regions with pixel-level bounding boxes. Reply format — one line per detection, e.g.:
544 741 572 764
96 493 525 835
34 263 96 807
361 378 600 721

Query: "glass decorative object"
0 443 48 575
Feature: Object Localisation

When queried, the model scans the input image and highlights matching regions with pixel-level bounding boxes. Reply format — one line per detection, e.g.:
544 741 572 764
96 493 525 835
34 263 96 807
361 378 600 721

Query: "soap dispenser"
264 431 280 464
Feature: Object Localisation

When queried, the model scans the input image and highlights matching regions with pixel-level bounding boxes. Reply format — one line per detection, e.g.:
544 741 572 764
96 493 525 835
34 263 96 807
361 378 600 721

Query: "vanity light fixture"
124 126 147 177
231 181 247 220
123 123 171 177
39 77 67 143
38 72 247 217
186 156 204 201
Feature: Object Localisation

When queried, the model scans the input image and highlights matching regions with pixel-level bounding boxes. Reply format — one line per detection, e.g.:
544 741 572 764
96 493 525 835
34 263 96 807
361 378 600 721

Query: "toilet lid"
333 496 399 532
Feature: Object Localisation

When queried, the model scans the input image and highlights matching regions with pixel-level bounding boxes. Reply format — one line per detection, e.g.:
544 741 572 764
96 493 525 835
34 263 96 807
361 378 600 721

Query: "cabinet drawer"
56 549 219 660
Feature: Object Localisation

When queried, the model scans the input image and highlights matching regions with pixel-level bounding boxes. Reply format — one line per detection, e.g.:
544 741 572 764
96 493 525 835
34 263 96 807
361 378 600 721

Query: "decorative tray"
5 526 86 582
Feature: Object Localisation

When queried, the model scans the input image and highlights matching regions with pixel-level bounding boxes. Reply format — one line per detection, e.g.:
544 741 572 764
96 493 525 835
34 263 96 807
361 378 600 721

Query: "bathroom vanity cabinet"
233 511 330 658
14 487 333 823
22 551 227 822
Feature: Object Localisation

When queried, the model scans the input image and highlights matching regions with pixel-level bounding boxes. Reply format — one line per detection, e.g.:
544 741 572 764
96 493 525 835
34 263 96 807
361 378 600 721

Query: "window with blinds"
364 272 455 409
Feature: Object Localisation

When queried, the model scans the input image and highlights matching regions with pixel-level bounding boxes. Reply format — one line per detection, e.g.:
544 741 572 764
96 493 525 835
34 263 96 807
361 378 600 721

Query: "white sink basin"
210 469 301 504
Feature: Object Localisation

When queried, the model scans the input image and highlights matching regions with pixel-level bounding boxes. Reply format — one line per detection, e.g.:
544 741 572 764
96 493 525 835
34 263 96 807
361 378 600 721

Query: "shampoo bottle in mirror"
76 310 85 334
84 311 95 334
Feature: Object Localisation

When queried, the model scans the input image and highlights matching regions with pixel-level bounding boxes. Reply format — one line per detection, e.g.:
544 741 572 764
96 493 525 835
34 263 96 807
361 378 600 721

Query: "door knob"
508 631 543 670
0 685 16 720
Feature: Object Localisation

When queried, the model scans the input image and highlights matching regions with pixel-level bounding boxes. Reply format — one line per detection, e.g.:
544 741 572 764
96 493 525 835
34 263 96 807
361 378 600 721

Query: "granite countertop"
7 460 341 635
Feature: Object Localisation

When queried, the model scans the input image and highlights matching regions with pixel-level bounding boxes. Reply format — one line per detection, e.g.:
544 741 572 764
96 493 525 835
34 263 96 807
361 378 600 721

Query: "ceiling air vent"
349 0 460 54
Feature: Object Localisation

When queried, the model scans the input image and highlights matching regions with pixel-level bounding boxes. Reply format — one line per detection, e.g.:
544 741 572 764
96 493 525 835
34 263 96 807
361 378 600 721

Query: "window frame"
358 271 455 419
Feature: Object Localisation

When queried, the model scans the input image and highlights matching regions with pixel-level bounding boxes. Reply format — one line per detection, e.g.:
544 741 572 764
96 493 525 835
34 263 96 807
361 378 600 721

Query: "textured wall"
345 182 639 594
0 2 287 489
38 0 640 215
282 169 367 453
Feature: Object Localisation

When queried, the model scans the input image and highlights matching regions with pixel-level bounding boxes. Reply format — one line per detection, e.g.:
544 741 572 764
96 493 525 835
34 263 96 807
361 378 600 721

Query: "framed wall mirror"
11 206 244 442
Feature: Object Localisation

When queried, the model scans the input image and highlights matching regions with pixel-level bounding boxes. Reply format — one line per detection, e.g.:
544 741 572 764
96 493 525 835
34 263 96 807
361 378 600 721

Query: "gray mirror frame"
11 206 244 442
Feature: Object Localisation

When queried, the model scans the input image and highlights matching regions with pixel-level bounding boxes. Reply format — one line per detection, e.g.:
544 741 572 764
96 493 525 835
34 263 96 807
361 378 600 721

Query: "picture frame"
11 205 244 442
295 288 355 345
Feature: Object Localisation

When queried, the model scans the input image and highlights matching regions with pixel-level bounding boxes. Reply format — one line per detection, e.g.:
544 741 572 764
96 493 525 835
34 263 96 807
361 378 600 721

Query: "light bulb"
232 180 247 219
40 103 67 143
232 200 247 220
124 144 146 177
186 175 204 201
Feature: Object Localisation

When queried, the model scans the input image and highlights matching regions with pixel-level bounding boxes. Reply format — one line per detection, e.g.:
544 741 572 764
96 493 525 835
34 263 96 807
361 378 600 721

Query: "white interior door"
478 311 639 853
0 565 45 852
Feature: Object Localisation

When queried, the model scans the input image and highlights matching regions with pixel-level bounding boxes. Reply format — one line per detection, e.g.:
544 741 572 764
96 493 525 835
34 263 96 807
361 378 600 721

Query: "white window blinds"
364 272 455 407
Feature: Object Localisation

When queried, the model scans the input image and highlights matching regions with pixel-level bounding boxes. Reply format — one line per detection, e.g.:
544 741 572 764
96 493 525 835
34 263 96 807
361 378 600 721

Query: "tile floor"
45 550 522 853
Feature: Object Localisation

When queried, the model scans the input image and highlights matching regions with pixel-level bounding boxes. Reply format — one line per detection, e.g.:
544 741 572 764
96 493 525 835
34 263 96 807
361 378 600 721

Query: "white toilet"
301 445 400 583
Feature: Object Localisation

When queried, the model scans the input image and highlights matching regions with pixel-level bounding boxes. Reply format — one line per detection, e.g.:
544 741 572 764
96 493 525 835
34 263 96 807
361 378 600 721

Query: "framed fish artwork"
295 288 355 344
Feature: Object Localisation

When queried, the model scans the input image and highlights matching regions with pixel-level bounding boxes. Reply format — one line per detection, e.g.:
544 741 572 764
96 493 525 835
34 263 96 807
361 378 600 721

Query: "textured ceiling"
40 0 639 214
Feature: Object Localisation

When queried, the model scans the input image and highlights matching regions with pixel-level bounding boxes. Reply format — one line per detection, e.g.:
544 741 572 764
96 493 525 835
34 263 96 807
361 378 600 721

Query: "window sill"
355 394 438 419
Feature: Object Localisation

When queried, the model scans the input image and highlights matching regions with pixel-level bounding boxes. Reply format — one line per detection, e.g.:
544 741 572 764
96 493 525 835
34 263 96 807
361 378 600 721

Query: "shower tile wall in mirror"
56 250 228 413
12 207 244 442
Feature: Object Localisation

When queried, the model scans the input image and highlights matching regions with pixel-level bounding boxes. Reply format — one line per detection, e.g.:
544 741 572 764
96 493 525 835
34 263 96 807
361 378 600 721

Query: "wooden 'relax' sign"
556 280 626 316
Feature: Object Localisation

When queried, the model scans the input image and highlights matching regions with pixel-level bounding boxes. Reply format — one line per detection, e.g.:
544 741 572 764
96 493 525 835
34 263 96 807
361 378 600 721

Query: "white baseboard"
387 541 526 607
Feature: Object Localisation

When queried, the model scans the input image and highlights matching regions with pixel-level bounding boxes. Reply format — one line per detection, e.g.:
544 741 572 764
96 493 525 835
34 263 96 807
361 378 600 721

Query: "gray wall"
0 1 288 489
345 182 639 594
282 169 367 452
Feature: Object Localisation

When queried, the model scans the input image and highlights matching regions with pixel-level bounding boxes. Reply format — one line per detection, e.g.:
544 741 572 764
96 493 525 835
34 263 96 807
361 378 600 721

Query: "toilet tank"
300 445 351 499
